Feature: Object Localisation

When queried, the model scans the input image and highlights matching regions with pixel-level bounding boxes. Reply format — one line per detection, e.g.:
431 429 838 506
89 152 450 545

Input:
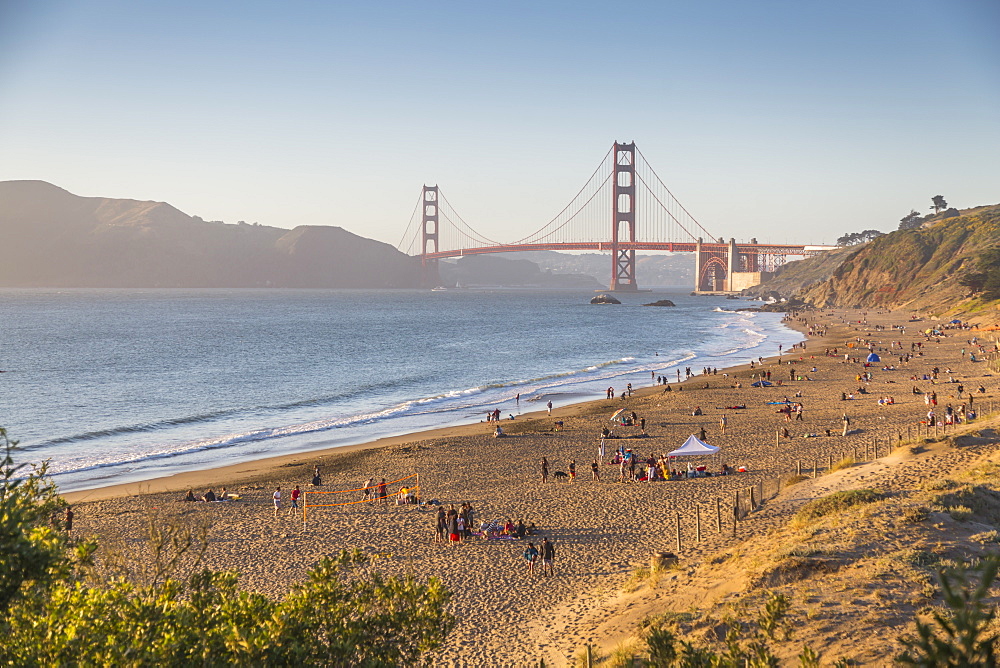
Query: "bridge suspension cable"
634 146 716 242
507 145 614 246
396 142 719 256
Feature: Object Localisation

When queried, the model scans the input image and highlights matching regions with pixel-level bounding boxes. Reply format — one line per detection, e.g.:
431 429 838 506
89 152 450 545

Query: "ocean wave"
26 380 420 450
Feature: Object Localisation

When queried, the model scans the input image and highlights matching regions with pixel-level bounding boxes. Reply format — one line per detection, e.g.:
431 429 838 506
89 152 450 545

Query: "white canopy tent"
667 434 720 457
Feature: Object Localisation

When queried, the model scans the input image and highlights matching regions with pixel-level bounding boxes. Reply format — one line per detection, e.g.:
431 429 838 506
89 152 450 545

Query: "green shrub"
948 505 974 521
903 506 930 523
794 489 884 522
898 556 1000 665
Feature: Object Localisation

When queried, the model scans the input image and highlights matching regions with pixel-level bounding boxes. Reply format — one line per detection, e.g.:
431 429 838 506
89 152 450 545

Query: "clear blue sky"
1 0 998 246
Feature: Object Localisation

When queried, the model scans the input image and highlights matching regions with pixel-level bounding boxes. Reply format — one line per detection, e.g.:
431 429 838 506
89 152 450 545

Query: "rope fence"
302 473 420 525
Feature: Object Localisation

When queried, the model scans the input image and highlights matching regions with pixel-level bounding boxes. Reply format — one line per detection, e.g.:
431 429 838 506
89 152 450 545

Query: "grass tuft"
794 489 884 523
829 456 856 472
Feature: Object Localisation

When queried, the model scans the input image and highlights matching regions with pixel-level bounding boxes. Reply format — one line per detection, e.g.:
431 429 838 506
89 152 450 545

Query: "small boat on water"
431 286 448 292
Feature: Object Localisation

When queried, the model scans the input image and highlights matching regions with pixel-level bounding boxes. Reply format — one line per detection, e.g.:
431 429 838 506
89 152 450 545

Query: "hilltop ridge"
0 180 421 288
746 203 1000 318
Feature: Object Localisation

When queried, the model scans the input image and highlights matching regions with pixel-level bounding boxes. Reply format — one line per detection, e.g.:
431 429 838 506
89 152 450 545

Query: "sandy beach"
63 308 1000 665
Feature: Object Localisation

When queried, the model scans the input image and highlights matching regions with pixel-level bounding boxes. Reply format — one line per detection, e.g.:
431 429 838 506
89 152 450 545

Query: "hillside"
0 180 422 288
747 203 1000 316
740 245 856 300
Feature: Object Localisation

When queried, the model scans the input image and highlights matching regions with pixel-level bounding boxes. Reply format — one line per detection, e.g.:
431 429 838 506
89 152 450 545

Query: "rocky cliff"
747 203 1000 316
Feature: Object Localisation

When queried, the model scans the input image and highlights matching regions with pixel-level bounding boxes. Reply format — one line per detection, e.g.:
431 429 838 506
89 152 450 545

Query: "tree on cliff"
959 247 1000 301
899 210 923 231
837 229 885 246
932 195 948 214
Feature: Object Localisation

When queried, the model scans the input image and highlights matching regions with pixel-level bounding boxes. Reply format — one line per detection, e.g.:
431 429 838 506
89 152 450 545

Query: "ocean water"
0 288 802 493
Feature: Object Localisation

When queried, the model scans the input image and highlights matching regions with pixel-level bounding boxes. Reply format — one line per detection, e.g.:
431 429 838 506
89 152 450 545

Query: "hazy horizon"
1 0 998 248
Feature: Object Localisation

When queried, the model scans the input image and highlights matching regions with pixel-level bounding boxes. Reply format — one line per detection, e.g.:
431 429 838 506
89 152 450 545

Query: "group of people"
184 488 232 503
522 537 556 576
435 503 475 543
605 447 731 482
605 384 634 400
362 478 390 503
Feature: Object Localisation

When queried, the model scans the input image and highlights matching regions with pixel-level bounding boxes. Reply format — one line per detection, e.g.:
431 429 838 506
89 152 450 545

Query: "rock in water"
590 294 621 304
642 299 676 307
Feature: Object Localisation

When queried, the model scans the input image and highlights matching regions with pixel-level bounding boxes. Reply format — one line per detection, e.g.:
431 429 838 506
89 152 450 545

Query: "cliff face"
750 204 1000 313
0 180 422 288
741 245 857 300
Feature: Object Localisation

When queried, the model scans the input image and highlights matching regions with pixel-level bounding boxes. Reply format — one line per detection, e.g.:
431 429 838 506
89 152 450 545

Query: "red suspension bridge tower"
611 142 638 291
420 185 440 288
399 142 831 291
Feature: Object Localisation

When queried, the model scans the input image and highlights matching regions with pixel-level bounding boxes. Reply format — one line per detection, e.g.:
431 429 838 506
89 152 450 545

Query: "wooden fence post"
797 460 802 476
716 497 722 533
696 505 702 543
828 453 833 471
675 511 681 552
812 459 818 478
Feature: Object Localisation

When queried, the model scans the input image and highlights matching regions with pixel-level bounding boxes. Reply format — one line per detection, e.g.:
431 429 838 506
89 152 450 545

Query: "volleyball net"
302 473 420 524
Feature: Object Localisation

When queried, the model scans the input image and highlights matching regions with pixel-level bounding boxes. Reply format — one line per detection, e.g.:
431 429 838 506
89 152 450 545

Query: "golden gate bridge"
397 142 832 292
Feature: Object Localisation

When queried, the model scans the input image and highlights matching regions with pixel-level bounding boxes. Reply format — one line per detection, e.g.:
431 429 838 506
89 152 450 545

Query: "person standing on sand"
541 457 549 483
435 507 446 543
842 414 851 436
377 478 388 504
290 485 301 511
591 460 600 481
273 487 281 517
64 506 73 532
720 414 728 435
547 400 553 415
541 537 555 576
523 542 539 575
640 417 646 435
569 460 576 481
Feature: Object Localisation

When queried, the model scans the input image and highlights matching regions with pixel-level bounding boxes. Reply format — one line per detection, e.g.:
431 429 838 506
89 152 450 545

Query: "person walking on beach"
272 487 281 517
842 414 851 436
547 400 553 415
290 485 301 511
64 506 73 533
541 537 555 576
720 414 728 435
569 460 576 481
523 542 539 575
541 457 549 483
377 478 388 504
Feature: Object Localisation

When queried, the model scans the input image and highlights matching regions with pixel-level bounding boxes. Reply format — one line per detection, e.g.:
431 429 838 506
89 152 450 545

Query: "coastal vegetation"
747 202 1000 315
0 428 454 666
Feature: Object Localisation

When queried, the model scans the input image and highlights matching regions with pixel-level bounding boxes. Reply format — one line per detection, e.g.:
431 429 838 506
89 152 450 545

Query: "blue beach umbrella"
867 352 880 363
